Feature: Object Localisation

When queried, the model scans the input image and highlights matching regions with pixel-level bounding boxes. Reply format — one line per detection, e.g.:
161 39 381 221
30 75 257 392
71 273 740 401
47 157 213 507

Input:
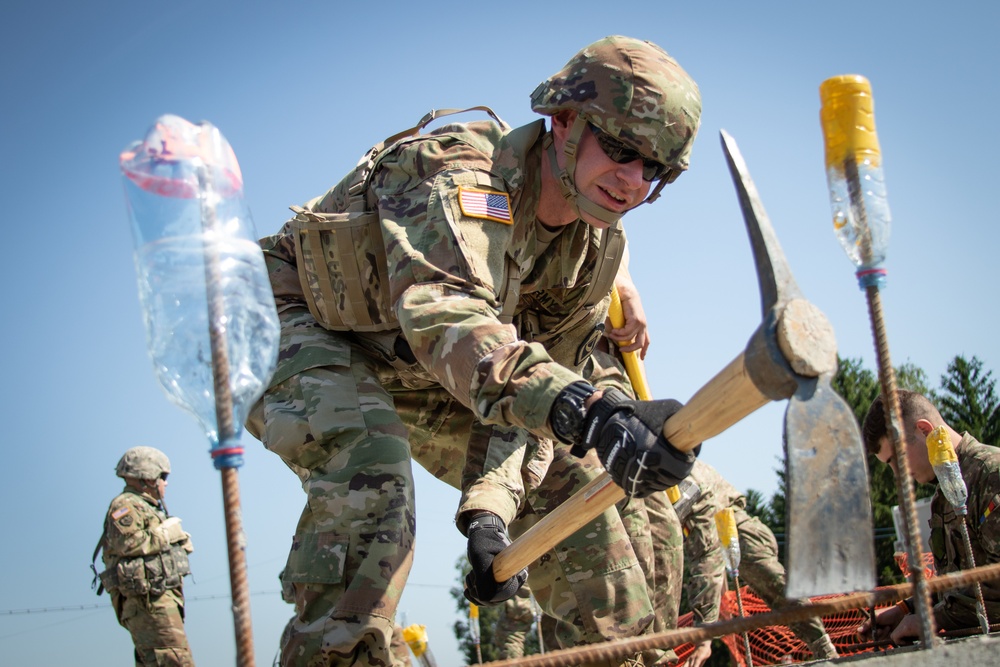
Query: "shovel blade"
784 375 876 598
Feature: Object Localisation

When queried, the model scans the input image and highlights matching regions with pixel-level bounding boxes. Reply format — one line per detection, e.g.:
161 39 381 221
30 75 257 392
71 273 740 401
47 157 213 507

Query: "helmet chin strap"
546 115 669 225
545 116 623 226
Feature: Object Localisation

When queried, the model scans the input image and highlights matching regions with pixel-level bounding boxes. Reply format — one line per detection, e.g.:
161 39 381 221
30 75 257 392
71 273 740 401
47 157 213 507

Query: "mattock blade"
720 130 876 597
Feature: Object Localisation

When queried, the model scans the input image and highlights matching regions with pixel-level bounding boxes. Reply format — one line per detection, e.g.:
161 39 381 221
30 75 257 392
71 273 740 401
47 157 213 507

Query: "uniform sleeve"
937 462 1000 630
381 167 581 438
683 489 727 625
104 497 171 558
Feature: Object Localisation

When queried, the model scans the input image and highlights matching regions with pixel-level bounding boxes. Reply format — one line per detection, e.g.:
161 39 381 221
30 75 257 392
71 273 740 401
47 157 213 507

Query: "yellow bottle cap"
666 485 681 504
402 624 428 657
819 74 882 168
926 425 958 466
714 507 738 547
469 603 479 619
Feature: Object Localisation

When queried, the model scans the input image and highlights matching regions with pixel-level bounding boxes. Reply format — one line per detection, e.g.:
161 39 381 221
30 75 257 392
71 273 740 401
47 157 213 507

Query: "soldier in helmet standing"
249 34 702 667
94 446 195 666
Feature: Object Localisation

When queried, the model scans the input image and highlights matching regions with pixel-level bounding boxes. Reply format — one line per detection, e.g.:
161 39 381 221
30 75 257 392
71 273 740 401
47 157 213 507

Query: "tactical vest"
91 508 192 597
98 546 192 597
290 107 625 339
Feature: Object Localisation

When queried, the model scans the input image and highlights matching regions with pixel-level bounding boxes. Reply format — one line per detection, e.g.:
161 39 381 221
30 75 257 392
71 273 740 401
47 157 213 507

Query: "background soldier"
249 34 701 667
673 460 838 666
859 389 1000 643
95 446 195 666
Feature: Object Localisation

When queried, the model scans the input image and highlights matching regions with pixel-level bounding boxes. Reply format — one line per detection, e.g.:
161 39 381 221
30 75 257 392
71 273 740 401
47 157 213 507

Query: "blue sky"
2 2 998 665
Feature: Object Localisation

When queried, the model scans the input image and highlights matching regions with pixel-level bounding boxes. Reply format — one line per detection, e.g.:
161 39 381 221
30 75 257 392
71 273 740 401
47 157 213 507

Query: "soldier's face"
876 434 936 484
551 112 651 229
574 127 651 228
153 473 168 500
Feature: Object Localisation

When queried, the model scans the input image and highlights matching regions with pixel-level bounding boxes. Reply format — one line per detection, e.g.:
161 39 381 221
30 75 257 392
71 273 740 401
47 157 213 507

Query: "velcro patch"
112 507 131 521
458 187 511 224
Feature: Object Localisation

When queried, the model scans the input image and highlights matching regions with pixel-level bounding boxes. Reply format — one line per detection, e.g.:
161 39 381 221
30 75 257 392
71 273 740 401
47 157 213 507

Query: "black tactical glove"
578 387 698 498
463 512 527 606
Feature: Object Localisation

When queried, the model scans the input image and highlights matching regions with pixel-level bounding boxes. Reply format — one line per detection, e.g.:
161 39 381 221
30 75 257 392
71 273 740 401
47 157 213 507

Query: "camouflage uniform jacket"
103 488 175 567
261 118 617 442
929 433 1000 630
101 488 191 596
673 459 745 625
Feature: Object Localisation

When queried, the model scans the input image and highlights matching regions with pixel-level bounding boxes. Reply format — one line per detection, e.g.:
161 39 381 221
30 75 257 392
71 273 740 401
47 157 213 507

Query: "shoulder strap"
345 106 511 211
90 520 108 595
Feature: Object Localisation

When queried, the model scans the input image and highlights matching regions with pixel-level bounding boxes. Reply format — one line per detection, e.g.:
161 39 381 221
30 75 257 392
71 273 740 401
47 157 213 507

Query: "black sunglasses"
159 473 169 481
587 123 678 183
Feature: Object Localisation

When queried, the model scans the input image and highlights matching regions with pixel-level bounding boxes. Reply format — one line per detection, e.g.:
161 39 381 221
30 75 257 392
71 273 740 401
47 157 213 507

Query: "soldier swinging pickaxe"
492 130 876 599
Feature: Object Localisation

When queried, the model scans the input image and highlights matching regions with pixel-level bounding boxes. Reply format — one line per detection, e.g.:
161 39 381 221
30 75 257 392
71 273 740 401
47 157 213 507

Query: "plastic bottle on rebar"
715 508 742 576
120 115 279 462
819 75 892 288
927 425 968 513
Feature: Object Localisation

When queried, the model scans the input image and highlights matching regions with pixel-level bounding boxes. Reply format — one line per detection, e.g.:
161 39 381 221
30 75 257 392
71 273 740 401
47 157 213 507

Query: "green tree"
936 355 1000 445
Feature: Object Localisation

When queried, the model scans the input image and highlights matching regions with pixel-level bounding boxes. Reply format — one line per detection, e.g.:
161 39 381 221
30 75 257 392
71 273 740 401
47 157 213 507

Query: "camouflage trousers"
495 587 535 659
112 589 194 667
734 511 833 654
644 490 684 633
582 347 683 665
250 323 659 666
511 445 655 650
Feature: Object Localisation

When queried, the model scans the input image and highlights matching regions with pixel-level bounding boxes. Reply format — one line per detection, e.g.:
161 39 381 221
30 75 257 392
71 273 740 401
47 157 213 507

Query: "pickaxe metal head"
720 130 875 597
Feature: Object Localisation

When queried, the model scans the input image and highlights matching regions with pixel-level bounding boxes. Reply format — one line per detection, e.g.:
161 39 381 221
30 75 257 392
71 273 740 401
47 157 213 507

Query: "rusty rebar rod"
200 166 256 667
472 562 1000 667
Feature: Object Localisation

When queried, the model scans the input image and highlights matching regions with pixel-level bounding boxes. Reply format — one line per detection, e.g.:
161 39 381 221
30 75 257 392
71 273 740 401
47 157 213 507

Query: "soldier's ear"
551 110 577 138
915 418 935 437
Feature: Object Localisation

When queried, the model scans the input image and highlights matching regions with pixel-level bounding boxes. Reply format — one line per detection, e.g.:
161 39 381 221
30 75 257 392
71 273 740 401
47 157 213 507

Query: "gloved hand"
581 388 698 498
159 516 187 544
463 512 527 606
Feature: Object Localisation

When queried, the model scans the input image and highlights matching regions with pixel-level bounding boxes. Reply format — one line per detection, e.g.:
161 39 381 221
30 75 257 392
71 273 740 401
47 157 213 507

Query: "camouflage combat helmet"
531 35 702 222
116 446 171 481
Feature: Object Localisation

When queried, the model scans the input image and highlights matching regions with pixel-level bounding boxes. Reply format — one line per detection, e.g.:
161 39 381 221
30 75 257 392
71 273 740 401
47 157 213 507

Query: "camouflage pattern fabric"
644 490 683 632
530 35 701 173
102 488 194 666
582 346 682 666
929 433 1000 631
389 625 412 667
114 589 193 667
251 116 640 666
495 587 535 659
678 460 835 657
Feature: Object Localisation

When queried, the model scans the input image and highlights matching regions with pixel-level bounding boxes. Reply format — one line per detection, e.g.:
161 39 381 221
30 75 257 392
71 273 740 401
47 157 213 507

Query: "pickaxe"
492 131 875 598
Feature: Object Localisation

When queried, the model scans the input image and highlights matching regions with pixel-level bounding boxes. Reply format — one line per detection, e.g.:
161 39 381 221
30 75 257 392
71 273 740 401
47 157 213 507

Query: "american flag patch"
458 187 512 224
112 506 131 521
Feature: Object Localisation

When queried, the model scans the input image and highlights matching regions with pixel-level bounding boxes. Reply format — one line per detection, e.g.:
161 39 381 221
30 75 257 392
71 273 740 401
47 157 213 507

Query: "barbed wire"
1 580 451 617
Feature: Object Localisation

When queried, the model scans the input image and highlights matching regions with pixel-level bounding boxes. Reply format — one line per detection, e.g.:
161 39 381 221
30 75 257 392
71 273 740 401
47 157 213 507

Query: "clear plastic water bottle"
819 74 892 289
120 114 279 468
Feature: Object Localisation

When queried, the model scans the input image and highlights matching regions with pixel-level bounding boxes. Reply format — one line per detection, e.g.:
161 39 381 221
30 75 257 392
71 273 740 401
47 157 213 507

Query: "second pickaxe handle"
492 348 769 581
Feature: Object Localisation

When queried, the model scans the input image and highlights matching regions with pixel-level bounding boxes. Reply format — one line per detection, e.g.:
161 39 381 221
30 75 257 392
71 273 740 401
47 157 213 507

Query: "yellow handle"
608 286 653 401
926 425 958 466
819 74 882 168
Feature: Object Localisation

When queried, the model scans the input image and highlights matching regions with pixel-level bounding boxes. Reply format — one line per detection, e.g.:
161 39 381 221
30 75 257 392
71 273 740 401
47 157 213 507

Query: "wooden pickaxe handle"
492 348 770 581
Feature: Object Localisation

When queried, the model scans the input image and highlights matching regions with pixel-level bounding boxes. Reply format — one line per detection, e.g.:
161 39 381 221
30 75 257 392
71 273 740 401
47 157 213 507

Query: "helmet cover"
531 35 701 172
116 446 171 481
